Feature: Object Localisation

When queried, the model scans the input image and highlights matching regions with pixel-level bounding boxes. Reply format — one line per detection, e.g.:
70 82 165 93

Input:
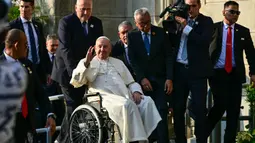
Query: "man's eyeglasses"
226 10 241 15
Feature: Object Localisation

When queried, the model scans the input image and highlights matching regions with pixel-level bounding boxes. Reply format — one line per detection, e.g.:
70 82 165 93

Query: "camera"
160 0 190 33
0 0 10 32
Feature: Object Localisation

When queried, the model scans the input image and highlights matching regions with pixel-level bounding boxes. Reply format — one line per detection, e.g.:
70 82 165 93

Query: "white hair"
134 7 150 20
96 36 111 42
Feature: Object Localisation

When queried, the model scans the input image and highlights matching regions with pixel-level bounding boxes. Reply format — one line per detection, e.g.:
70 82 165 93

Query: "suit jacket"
8 17 51 84
172 14 214 78
0 55 52 130
112 40 135 79
210 22 255 83
51 13 103 86
128 25 173 83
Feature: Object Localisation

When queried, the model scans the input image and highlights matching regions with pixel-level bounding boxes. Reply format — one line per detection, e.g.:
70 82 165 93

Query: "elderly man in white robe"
70 36 162 143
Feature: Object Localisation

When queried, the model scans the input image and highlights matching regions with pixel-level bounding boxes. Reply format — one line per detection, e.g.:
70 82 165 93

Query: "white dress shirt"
176 18 195 64
20 17 40 64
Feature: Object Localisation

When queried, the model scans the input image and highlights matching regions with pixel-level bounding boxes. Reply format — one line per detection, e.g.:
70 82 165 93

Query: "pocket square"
241 38 245 40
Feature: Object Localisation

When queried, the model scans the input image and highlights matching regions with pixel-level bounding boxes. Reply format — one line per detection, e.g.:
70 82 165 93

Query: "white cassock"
70 57 162 142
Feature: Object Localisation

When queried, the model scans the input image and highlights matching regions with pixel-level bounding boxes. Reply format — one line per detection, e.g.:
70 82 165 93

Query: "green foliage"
8 5 20 22
246 83 255 103
236 131 253 143
7 5 49 24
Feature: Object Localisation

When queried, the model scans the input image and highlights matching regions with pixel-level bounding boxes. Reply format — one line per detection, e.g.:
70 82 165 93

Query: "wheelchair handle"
83 92 103 108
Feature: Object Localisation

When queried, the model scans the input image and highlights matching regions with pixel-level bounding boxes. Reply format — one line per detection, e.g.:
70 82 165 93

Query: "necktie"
82 22 88 36
125 47 131 65
225 26 232 73
21 93 28 118
181 20 195 60
26 21 37 64
51 54 55 63
143 33 150 55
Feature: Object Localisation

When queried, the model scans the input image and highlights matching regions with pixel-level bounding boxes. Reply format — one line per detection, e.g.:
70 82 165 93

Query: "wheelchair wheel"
69 104 103 143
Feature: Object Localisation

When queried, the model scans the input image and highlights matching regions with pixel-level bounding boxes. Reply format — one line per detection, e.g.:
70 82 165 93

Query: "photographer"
167 0 214 142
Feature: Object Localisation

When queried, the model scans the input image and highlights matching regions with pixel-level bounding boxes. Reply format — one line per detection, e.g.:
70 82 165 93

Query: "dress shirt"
124 44 131 65
20 17 40 64
48 52 55 63
81 20 89 35
214 22 236 68
4 51 17 62
176 18 194 64
140 30 151 44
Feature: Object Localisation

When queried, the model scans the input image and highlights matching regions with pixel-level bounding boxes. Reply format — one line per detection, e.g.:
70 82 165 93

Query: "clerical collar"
3 51 17 63
20 16 32 23
96 57 109 62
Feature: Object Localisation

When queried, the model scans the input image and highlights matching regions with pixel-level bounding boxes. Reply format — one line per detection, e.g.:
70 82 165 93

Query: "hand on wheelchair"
132 91 144 104
45 117 56 136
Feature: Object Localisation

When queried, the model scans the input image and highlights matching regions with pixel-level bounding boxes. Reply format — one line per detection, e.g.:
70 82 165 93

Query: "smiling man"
51 0 103 142
71 36 161 143
207 1 255 142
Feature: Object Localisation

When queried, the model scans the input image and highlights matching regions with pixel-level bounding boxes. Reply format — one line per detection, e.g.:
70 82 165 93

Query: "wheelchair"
69 92 122 143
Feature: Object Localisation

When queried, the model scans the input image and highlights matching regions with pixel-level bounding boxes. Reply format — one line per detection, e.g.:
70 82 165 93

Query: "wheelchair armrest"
83 92 103 108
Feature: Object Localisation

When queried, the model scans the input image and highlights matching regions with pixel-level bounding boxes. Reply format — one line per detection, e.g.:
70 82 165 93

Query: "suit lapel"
136 30 148 56
150 26 157 58
18 17 25 32
32 20 40 37
234 24 240 60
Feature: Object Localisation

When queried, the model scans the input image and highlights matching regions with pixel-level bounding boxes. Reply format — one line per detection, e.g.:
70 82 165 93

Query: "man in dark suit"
44 34 64 142
206 1 255 142
112 21 135 78
8 0 51 84
128 8 173 143
51 0 103 142
1 29 56 143
171 0 214 142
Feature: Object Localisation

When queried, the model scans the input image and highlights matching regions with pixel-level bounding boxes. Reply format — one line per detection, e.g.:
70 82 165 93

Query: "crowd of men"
0 0 255 143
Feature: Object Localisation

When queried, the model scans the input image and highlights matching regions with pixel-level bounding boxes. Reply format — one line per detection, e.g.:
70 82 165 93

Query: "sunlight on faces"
223 5 239 25
75 0 92 22
135 13 151 33
118 25 133 45
185 0 201 19
19 1 34 20
46 39 59 54
95 37 112 60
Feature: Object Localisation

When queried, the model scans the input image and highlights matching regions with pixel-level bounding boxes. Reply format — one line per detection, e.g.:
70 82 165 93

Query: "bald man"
51 0 103 142
0 29 56 143
71 36 161 143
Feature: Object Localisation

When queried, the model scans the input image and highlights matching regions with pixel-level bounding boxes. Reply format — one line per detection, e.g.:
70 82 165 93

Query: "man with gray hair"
128 7 173 143
71 36 161 143
112 21 135 78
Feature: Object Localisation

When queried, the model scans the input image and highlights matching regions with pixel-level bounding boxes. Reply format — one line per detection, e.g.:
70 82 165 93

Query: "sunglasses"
226 10 241 15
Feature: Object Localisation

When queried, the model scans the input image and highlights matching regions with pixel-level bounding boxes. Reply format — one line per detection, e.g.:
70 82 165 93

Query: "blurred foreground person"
0 61 28 143
0 29 56 143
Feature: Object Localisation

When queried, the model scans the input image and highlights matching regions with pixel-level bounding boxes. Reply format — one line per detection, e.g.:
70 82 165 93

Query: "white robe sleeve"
120 61 144 95
70 58 89 88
